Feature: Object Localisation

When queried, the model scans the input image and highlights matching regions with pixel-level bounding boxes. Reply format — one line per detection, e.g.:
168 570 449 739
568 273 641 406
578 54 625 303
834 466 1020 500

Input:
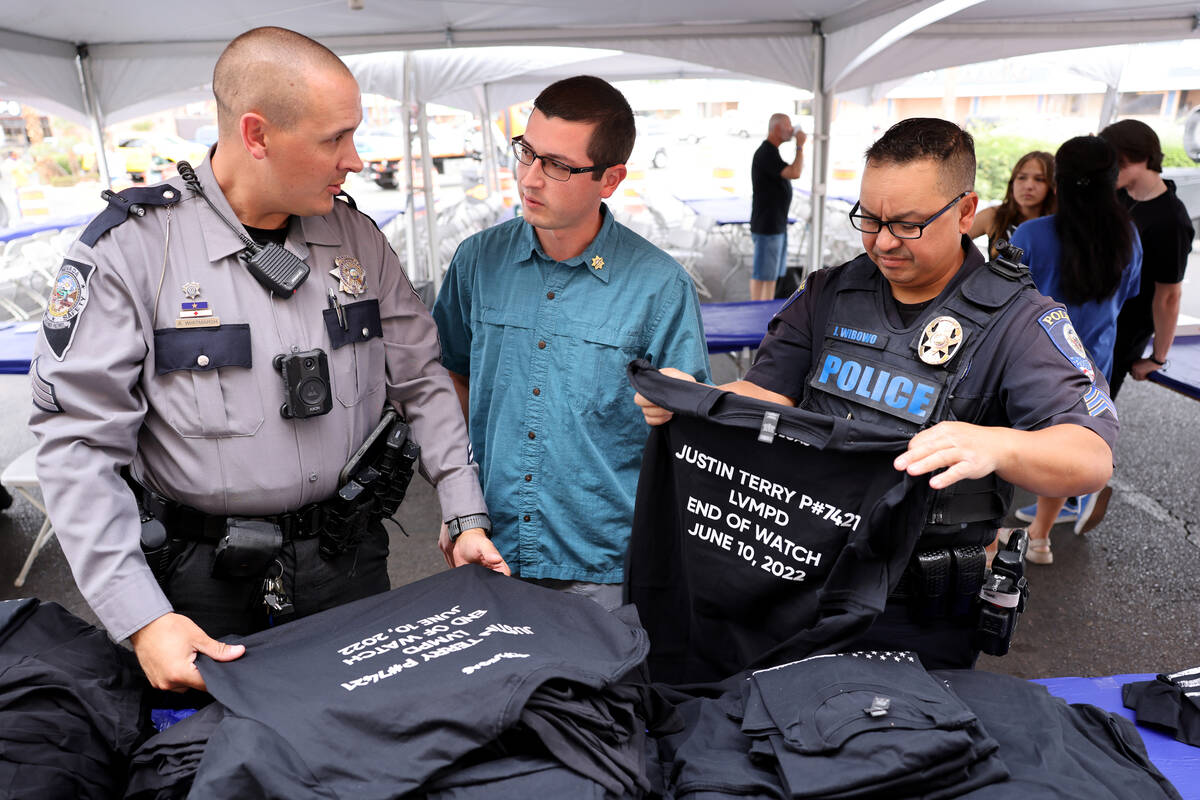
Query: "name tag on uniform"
809 349 942 424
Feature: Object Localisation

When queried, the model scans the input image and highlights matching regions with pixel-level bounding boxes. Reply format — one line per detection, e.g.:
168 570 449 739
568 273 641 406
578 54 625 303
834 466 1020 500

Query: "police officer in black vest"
637 118 1118 669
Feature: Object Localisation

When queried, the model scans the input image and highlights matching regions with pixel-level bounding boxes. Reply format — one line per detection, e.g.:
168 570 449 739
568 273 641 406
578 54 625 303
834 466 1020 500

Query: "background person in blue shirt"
432 75 712 610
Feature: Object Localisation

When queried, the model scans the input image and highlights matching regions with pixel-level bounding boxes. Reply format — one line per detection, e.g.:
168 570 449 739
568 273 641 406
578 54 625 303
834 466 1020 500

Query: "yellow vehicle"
116 135 208 183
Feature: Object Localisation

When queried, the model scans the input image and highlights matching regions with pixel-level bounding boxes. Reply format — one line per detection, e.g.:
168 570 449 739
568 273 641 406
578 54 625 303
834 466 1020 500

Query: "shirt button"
527 431 536 440
362 327 370 338
546 291 555 300
309 472 318 482
532 387 541 396
524 474 532 482
196 354 210 367
537 340 547 349
523 514 531 522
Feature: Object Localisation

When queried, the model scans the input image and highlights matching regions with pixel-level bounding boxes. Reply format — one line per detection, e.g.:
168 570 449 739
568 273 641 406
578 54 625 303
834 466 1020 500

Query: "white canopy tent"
1 0 1197 270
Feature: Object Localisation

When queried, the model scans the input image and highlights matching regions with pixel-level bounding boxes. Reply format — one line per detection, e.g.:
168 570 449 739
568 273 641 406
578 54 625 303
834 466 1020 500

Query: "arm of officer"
895 422 1112 496
635 371 796 426
28 238 246 691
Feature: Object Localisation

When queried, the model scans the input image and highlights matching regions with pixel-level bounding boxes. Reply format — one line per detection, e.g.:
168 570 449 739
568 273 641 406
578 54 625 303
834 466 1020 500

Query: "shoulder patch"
776 275 807 316
30 356 63 413
1037 306 1095 382
42 258 95 361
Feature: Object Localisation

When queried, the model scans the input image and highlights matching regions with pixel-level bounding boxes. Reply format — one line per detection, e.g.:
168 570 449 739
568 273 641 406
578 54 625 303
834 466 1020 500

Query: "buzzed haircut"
213 26 352 135
864 117 976 195
768 113 790 138
1098 118 1164 172
533 75 636 179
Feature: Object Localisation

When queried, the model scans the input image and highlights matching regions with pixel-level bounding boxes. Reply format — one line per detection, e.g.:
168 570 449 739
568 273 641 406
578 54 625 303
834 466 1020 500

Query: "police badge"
917 315 964 365
330 255 366 296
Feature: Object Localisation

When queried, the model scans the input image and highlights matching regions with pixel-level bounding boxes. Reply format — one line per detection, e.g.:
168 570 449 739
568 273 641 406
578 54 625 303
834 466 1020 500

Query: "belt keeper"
758 411 781 444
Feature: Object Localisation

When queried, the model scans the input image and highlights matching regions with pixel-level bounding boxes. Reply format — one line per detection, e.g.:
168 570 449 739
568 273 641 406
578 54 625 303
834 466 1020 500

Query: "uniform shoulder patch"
1037 306 1095 382
30 356 63 413
42 258 95 361
776 275 807 316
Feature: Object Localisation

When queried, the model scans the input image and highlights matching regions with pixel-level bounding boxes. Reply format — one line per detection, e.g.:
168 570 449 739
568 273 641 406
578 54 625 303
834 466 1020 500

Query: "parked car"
115 134 208 183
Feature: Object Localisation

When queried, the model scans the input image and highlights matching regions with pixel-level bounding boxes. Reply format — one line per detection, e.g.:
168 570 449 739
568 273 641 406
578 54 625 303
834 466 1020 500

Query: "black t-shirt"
1116 180 1194 343
626 362 931 685
193 565 649 798
751 140 791 235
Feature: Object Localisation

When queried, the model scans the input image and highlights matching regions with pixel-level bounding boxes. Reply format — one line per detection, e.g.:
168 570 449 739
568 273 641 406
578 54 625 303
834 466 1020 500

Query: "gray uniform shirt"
28 157 486 641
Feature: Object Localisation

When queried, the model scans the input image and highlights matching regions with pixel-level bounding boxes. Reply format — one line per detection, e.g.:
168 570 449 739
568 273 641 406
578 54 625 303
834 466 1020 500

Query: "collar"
193 148 343 264
516 203 616 283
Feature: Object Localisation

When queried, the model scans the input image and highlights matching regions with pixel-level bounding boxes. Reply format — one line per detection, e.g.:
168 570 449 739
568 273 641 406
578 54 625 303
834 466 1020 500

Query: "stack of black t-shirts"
741 651 1006 798
935 670 1182 799
188 565 659 798
656 651 1006 800
0 597 148 800
1123 667 1200 747
124 703 225 799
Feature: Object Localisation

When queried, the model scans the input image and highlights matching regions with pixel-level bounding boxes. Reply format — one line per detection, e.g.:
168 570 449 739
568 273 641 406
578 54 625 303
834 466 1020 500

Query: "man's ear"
957 191 979 234
241 113 270 160
599 164 627 199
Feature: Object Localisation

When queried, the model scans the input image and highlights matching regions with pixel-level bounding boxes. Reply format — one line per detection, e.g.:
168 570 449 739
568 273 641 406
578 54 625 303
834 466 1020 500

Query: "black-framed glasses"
848 191 970 240
511 136 602 182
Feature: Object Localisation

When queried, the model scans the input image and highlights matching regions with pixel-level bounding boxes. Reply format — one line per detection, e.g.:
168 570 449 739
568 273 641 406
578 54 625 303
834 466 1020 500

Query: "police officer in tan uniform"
28 27 507 692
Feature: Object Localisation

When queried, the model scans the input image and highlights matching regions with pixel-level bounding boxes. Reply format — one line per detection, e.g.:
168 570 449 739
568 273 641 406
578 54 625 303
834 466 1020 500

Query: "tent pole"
480 84 498 195
75 44 112 188
417 102 441 290
401 55 420 285
808 29 830 279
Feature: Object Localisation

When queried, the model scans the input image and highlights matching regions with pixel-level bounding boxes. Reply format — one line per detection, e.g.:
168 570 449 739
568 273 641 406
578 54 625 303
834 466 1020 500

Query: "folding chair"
2 445 54 587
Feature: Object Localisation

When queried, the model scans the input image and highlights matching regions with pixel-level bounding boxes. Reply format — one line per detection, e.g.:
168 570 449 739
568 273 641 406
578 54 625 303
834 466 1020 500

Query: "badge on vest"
42 258 94 360
1038 307 1095 382
810 350 942 424
917 315 964 365
176 281 220 329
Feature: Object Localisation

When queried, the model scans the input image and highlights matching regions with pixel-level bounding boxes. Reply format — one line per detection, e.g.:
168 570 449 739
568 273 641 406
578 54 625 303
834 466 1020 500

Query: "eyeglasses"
511 136 602 182
848 191 970 240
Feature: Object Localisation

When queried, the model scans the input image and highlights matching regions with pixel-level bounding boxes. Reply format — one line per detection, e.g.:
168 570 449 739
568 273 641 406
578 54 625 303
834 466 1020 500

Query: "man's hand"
129 612 245 692
633 367 697 426
1130 357 1162 381
449 529 511 575
794 128 807 148
893 421 1008 490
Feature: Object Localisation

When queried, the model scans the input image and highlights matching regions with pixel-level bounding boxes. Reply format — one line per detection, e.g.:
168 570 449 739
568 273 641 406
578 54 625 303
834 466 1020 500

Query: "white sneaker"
1074 486 1113 535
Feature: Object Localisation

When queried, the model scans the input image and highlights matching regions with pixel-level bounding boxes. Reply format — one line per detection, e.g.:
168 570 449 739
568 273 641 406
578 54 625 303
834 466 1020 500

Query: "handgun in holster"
975 529 1030 656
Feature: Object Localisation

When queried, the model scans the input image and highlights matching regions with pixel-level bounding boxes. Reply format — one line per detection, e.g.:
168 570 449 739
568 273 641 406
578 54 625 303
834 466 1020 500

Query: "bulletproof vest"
803 254 1034 532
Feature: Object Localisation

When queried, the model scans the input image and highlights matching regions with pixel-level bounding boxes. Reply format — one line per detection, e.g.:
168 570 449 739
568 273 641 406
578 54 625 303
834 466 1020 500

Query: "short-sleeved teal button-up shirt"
433 206 711 582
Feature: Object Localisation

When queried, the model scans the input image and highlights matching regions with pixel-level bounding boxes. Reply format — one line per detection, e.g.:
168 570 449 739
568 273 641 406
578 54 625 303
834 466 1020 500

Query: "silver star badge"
182 281 201 300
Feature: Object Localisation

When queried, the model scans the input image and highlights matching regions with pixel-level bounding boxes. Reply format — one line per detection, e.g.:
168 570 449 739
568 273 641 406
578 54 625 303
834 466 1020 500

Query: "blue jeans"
751 232 788 281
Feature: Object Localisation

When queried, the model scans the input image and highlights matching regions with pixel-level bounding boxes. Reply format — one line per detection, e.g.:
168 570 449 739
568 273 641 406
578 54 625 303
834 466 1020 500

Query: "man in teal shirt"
433 75 711 609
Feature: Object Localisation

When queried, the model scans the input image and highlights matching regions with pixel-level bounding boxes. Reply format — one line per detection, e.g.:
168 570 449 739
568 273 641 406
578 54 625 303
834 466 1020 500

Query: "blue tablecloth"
1037 673 1200 798
680 196 794 227
701 299 784 353
0 320 38 374
1149 334 1200 401
0 213 93 243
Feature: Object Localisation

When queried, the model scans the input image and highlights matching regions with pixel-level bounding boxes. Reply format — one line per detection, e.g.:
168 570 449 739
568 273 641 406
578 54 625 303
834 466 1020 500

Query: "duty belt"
889 545 989 619
136 486 331 543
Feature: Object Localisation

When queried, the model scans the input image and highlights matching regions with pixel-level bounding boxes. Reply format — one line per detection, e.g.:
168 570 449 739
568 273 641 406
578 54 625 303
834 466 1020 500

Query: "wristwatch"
1149 355 1168 367
445 513 492 541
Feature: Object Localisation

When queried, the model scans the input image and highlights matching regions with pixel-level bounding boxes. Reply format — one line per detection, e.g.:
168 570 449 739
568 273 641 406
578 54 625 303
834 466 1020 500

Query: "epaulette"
79 183 184 247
